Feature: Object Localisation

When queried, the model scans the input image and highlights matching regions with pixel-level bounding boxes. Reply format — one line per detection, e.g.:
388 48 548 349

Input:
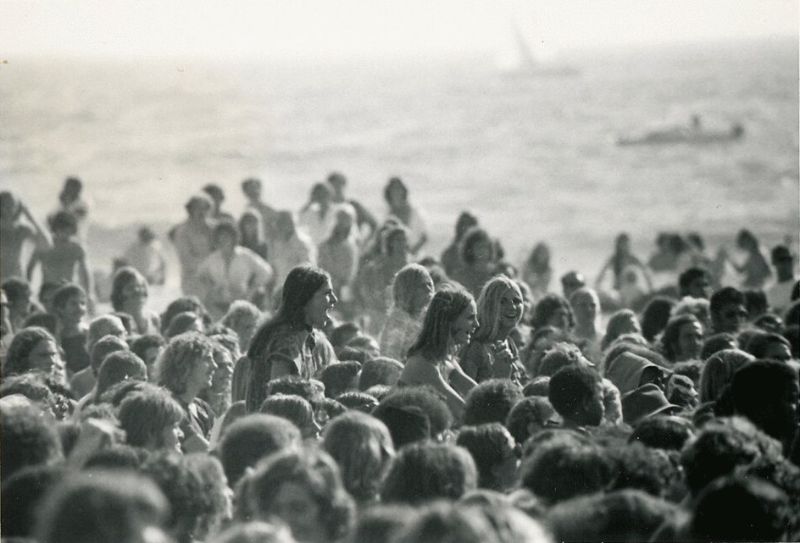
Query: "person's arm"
19 202 50 246
411 233 428 255
447 360 477 399
76 247 95 313
632 257 655 292
595 258 612 288
26 249 40 282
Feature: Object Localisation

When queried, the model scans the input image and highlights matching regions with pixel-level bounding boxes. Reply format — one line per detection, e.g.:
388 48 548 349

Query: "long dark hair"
407 287 473 362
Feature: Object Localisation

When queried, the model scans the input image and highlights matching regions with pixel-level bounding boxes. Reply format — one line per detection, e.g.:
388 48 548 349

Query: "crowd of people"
1 174 799 543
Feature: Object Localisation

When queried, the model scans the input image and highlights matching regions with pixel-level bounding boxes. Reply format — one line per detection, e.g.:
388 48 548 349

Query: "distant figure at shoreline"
595 232 653 308
327 171 378 242
123 226 166 286
523 242 553 301
171 194 214 297
51 177 90 244
0 191 48 281
202 183 235 223
242 177 279 249
384 177 428 255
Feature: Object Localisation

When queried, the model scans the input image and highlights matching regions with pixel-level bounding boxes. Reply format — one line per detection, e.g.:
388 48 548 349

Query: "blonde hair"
391 264 433 315
473 276 522 343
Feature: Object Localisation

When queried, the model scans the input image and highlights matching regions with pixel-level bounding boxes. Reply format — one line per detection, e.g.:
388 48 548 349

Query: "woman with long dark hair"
245 265 338 412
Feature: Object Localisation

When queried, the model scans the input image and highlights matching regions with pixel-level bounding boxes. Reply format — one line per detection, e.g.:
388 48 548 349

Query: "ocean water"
1 38 798 286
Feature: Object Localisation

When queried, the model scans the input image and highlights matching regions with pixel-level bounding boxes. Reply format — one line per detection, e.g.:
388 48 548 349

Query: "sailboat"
505 23 579 77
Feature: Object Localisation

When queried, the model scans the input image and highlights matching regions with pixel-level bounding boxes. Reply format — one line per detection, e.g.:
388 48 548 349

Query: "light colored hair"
155 332 215 395
473 276 522 343
391 264 433 315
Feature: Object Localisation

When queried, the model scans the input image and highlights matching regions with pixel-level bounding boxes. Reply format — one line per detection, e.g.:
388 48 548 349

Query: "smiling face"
451 301 478 347
159 421 184 453
304 279 337 329
121 275 148 312
498 286 524 331
677 321 704 361
60 293 87 323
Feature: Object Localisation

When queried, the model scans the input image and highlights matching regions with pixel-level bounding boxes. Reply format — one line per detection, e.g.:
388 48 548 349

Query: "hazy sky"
1 0 797 59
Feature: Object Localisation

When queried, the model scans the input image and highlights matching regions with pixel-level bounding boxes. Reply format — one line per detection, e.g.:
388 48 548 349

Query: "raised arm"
19 202 50 246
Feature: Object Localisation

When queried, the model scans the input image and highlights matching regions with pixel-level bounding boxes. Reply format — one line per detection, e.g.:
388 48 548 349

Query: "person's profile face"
451 301 478 346
677 321 704 361
60 294 87 323
304 279 337 329
763 342 792 362
29 338 62 375
688 275 711 299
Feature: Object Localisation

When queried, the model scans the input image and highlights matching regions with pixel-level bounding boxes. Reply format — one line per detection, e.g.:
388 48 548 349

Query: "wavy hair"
4 327 57 377
407 287 474 362
155 332 215 396
391 264 433 315
473 276 522 343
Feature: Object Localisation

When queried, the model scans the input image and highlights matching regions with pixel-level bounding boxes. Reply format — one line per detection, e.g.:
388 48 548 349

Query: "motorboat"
616 122 745 146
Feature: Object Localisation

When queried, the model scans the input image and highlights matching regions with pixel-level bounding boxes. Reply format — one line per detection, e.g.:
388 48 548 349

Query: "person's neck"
60 320 82 337
178 388 198 404
777 269 794 282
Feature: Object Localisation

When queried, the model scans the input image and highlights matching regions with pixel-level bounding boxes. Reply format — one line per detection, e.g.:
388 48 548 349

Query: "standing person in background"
379 263 435 361
242 177 279 249
0 191 48 281
384 177 428 255
196 221 274 320
110 266 161 335
766 245 796 314
269 211 316 294
202 183 235 223
523 242 553 300
26 211 94 312
720 229 772 290
440 211 479 280
298 182 340 247
123 227 166 286
52 177 90 244
595 232 652 308
452 226 497 299
327 171 378 242
318 208 359 302
239 211 269 261
51 283 90 375
171 194 214 298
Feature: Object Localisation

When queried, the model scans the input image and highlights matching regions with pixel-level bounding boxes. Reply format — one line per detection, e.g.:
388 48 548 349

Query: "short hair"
51 283 86 310
391 263 434 314
519 435 612 504
130 334 166 363
679 267 709 296
548 365 601 422
22 312 58 335
3 327 56 377
165 311 202 339
381 442 478 504
35 470 168 543
690 475 790 542
47 210 77 234
606 443 679 497
213 220 240 245
545 489 679 543
90 335 130 374
456 423 516 489
383 176 409 203
1 465 65 539
335 391 379 413
95 351 147 400
265 375 323 404
640 297 677 343
350 504 417 543
602 309 641 350
322 411 395 502
732 360 798 435
743 331 792 359
537 342 588 377
408 287 474 361
710 286 745 316
374 386 453 437
118 389 184 449
155 333 214 395
87 314 126 351
320 361 361 398
530 293 574 330
629 415 695 451
160 296 207 334
110 267 147 312
0 404 63 477
700 332 738 360
359 357 404 390
462 379 523 426
259 393 314 432
680 416 782 497
218 414 301 486
505 396 557 446
246 448 355 541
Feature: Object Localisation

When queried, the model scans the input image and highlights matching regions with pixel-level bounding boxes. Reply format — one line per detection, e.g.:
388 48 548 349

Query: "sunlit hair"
408 287 474 361
87 315 126 351
259 393 314 431
118 387 184 449
3 327 56 377
155 332 215 396
659 314 703 362
601 309 641 351
322 411 395 503
391 264 433 315
110 266 148 312
246 448 355 541
473 276 523 343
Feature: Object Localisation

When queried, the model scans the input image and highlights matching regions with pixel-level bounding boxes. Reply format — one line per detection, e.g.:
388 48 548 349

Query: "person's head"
60 176 83 202
245 447 355 543
212 220 240 253
460 227 495 266
36 470 169 543
373 386 453 445
536 341 591 377
771 244 794 279
277 265 335 329
560 271 586 300
155 332 216 398
241 177 262 200
4 327 63 378
463 379 523 426
110 266 149 313
732 360 799 450
530 293 574 332
519 434 612 505
548 365 604 427
320 361 361 398
259 394 320 439
680 416 782 498
160 296 207 334
165 311 204 338
689 475 790 542
329 207 354 240
118 388 185 452
185 193 213 219
602 309 642 350
349 504 417 543
710 286 747 334
382 442 478 504
679 267 712 299
358 357 404 390
95 351 148 400
699 348 754 403
744 331 793 361
326 170 347 194
52 283 87 325
209 522 295 543
48 210 78 240
456 423 520 491
545 489 679 543
0 190 19 222
221 300 262 351
473 276 524 342
505 396 557 445
322 411 395 503
202 183 225 210
569 287 600 330
87 314 127 351
391 263 434 316
615 232 631 255
382 224 410 258
1 464 66 539
308 182 332 207
1 403 63 477
218 414 301 487
384 176 409 207
735 228 759 252
239 210 262 244
453 211 479 241
629 414 695 451
660 314 704 362
408 287 477 361
130 334 167 379
640 296 677 343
